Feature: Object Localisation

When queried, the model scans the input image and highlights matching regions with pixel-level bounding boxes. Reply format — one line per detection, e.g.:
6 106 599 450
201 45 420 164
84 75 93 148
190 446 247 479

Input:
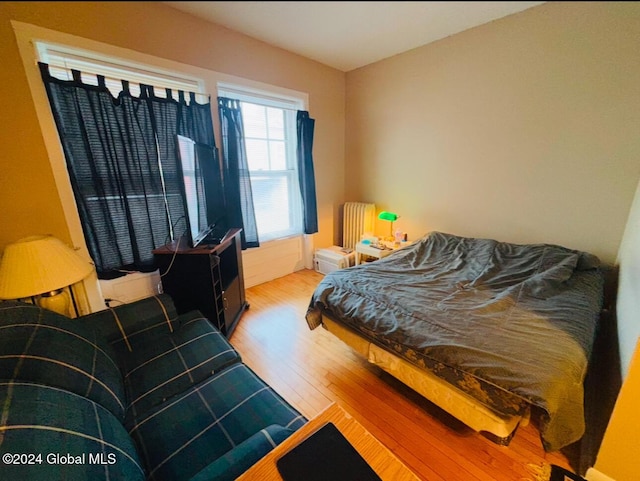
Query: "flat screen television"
176 134 226 248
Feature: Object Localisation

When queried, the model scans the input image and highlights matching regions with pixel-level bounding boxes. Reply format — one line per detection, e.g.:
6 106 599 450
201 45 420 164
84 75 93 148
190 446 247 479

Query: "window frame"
218 83 306 242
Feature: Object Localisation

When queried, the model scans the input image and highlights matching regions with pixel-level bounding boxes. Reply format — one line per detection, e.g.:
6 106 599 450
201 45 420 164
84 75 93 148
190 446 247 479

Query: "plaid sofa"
0 295 306 480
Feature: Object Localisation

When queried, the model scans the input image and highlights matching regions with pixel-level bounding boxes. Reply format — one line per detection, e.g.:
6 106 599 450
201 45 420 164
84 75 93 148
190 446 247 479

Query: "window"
36 42 215 276
218 85 305 242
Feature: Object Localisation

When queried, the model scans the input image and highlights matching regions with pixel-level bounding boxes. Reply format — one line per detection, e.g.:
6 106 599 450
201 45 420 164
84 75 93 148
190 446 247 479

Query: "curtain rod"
45 65 308 113
43 63 211 103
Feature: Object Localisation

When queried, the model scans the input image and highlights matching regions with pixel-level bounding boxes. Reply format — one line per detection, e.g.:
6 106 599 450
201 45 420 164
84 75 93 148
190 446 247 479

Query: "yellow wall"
592 175 640 481
345 2 640 264
593 340 640 480
0 1 345 251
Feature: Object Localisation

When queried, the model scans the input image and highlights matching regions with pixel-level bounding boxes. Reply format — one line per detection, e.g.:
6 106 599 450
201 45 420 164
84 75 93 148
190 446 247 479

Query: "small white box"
314 246 355 274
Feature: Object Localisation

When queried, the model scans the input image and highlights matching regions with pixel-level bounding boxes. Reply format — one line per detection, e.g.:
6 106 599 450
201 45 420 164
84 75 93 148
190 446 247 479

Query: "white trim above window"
218 82 304 111
36 41 208 100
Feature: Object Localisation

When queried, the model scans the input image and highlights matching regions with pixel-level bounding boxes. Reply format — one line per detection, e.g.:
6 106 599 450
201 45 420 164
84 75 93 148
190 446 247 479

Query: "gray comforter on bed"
306 231 604 451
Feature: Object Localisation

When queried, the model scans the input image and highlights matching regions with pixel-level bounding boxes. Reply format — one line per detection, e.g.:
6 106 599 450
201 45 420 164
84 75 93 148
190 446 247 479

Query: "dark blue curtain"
39 63 216 278
296 111 318 234
217 97 259 249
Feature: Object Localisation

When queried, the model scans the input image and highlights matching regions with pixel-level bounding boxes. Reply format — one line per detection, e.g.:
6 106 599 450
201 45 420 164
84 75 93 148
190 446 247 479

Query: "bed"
305 231 605 451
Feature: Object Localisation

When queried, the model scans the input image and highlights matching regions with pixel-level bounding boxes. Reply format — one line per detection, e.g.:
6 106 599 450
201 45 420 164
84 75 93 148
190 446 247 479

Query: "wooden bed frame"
321 314 531 445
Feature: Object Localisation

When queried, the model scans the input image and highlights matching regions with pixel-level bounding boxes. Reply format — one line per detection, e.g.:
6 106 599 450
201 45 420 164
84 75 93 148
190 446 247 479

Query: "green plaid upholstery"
0 302 126 420
189 424 295 481
0 296 307 481
83 294 178 351
0 382 144 481
118 311 242 419
127 363 306 481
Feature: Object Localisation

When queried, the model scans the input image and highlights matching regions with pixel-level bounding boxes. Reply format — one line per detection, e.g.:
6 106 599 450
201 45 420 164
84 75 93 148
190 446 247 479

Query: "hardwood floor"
229 269 573 481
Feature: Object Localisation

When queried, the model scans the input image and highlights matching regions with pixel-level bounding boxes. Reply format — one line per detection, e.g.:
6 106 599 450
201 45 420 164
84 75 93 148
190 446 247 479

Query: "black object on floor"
276 422 382 481
551 465 588 481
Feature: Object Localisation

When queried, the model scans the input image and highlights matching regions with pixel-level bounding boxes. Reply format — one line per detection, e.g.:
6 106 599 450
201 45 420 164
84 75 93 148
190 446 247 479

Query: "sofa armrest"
81 294 178 349
188 424 295 481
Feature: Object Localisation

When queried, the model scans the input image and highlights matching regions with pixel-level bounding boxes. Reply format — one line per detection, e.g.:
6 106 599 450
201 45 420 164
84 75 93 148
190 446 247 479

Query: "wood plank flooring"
229 269 574 480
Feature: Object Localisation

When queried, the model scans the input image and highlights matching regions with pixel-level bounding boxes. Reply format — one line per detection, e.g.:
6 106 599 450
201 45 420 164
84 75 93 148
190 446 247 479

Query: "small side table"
355 241 409 265
355 242 393 265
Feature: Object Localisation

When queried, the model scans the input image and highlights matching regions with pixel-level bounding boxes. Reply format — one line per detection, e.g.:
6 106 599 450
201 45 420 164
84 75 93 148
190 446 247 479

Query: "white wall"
615 179 640 379
241 236 308 288
345 2 640 265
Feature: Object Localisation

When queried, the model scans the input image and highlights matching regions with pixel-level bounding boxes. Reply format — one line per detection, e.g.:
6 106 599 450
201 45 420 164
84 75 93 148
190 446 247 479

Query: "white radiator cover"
343 202 376 250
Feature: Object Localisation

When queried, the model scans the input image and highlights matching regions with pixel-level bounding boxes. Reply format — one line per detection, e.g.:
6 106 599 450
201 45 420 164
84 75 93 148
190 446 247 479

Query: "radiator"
343 202 376 250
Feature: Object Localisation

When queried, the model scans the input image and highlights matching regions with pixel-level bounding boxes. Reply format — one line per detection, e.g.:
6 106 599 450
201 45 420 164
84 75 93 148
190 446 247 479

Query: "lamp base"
385 222 394 242
37 289 71 317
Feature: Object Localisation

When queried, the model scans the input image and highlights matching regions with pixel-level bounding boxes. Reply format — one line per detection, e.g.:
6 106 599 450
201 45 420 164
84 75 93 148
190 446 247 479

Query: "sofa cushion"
117 311 242 418
189 424 295 481
0 381 144 480
89 294 178 351
127 363 306 481
0 302 126 420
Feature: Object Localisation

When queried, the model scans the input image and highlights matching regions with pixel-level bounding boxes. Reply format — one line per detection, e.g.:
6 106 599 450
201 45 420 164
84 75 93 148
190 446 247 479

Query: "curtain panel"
296 111 318 235
39 63 216 278
217 97 259 249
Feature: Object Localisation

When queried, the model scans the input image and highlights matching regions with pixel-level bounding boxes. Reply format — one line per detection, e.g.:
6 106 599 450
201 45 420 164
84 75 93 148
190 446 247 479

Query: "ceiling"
164 1 545 72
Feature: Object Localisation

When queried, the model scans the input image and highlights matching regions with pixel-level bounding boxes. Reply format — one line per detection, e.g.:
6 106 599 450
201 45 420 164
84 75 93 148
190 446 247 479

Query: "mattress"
306 231 605 451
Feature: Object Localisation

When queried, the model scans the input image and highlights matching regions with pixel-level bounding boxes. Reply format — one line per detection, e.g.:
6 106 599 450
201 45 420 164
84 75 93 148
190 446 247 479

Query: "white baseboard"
585 467 616 481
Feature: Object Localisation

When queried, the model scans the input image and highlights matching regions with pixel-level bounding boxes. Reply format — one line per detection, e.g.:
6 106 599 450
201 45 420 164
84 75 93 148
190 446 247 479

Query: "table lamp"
0 235 94 317
378 211 399 241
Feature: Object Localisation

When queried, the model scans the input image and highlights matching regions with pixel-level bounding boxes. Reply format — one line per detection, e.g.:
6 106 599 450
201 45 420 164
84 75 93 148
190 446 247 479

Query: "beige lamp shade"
0 235 94 299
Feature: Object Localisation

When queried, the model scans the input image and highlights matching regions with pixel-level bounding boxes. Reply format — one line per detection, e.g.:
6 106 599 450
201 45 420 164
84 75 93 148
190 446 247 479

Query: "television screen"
176 135 226 247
